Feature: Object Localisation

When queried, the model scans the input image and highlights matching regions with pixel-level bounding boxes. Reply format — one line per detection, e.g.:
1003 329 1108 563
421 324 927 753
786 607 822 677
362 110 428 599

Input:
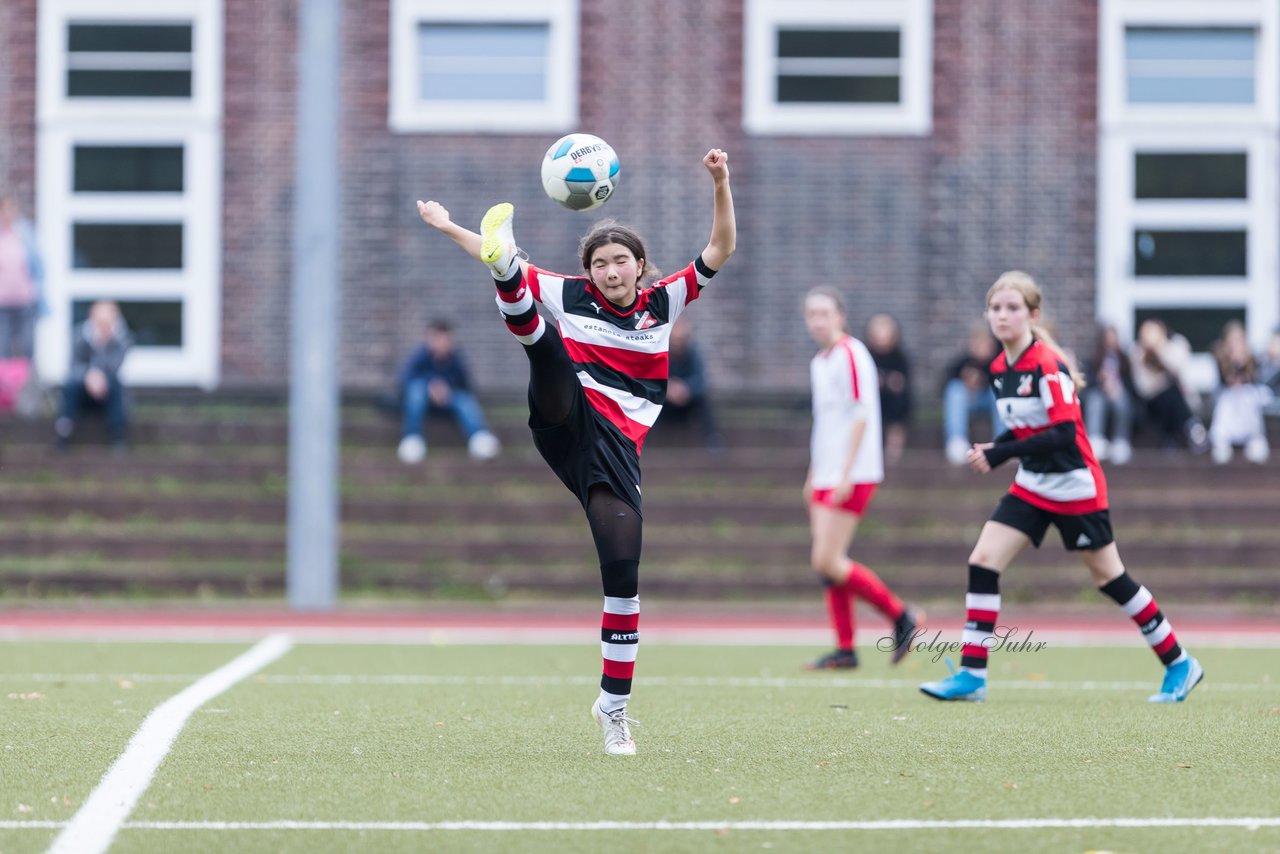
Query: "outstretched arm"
699 149 736 272
415 200 530 276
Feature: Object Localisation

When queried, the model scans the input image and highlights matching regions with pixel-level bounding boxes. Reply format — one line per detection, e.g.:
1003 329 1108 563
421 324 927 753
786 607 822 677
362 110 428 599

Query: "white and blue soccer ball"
540 133 620 211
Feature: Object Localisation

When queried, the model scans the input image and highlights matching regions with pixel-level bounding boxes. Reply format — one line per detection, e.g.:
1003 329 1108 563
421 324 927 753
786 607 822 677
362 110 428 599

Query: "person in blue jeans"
396 319 500 463
943 322 1005 465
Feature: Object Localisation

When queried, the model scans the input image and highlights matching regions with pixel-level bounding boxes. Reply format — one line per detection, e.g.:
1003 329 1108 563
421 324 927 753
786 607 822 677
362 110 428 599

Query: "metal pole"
287 0 342 609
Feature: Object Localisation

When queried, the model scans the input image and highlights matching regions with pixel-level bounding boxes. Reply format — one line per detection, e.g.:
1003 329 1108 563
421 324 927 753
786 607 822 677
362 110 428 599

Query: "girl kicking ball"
417 148 735 754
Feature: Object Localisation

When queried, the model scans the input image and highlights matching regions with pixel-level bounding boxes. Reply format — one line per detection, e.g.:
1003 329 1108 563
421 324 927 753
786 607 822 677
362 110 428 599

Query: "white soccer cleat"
479 203 518 278
397 435 426 464
591 701 637 756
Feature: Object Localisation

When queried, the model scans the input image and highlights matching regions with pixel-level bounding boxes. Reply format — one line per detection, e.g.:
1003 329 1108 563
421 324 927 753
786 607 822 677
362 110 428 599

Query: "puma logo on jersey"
1017 374 1034 396
635 310 656 330
590 301 603 315
993 377 1003 391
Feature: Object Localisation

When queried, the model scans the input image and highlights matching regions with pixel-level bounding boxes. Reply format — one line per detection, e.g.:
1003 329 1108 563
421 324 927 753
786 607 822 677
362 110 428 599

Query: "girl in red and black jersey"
417 149 736 755
920 271 1203 704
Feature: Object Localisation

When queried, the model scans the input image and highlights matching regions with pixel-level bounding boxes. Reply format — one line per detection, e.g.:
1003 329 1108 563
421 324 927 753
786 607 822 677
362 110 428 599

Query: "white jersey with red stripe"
525 260 711 453
991 338 1108 514
809 335 883 488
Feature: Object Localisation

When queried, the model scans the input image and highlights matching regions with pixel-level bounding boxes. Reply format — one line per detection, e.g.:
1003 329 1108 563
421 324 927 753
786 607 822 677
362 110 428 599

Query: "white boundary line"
2 627 1278 647
2 672 1274 692
4 817 1280 832
46 634 294 854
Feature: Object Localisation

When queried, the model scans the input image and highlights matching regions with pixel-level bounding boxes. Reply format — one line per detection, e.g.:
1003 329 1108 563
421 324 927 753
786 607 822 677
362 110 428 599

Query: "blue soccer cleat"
920 659 987 702
1148 655 1204 703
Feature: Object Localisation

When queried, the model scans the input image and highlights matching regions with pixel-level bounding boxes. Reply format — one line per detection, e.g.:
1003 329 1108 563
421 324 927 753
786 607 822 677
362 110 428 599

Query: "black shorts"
990 493 1114 551
528 382 643 517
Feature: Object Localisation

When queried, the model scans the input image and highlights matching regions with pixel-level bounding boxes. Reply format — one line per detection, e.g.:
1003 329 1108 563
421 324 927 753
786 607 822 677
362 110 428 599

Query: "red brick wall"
220 0 298 386
1 0 1101 399
0 0 38 209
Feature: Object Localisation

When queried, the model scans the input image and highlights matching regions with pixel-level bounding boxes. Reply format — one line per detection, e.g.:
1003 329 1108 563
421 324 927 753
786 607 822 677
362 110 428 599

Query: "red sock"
824 583 855 650
845 561 904 621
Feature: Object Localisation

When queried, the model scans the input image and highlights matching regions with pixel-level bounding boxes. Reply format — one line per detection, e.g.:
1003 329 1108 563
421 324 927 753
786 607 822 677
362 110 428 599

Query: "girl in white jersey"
920 271 1203 704
802 288 921 670
417 149 736 755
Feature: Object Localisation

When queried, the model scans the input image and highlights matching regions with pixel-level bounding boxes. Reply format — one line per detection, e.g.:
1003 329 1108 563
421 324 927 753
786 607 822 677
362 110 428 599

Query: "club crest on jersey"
634 310 656 330
1017 374 1034 396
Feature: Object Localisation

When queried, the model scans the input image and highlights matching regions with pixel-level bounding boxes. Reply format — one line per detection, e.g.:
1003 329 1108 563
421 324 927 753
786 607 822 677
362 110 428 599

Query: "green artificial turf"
1 640 1277 854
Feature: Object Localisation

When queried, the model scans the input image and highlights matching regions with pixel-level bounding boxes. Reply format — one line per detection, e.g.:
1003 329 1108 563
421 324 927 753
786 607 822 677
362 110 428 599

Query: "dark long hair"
578 220 659 283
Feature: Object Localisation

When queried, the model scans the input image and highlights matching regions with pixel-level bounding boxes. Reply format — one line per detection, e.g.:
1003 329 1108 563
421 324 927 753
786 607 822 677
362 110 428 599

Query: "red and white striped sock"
598 595 639 714
1099 572 1186 666
961 564 1001 676
494 269 545 346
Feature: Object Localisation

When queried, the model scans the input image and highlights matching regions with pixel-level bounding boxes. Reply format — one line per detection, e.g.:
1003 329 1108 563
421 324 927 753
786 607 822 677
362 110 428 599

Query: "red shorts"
810 482 878 517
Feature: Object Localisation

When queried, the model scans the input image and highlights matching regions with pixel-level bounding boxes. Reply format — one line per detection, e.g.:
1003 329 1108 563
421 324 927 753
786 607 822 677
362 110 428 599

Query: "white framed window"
744 0 932 136
1098 0 1278 390
36 0 223 388
389 0 579 133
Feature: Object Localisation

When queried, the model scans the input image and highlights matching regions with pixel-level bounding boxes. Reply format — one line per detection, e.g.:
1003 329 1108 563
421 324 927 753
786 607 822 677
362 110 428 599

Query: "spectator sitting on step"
659 316 724 453
942 322 1004 465
1082 323 1136 465
864 312 911 465
54 299 132 453
396 318 501 463
1129 318 1208 454
1208 320 1270 465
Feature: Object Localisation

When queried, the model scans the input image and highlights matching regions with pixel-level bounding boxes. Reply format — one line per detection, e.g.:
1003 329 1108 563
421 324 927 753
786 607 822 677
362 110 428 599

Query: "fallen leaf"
728 796 741 805
17 804 32 814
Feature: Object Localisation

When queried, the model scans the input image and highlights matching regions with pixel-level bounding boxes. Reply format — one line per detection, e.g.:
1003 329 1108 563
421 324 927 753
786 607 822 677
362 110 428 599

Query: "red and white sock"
598 595 639 714
494 269 545 346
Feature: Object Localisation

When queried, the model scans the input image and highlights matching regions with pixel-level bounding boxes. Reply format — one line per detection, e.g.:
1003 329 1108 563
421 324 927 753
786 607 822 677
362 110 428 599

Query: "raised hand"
702 148 729 181
417 200 452 230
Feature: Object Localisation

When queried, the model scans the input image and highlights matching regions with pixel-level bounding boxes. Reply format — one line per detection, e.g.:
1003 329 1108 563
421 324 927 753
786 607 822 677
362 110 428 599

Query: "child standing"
802 289 921 671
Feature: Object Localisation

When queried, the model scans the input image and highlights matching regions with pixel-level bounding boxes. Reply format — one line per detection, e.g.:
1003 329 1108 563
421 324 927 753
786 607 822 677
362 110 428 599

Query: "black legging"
515 308 643 596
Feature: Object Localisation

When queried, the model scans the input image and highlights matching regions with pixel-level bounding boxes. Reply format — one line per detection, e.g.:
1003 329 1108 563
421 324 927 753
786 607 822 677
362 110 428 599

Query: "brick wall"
0 0 37 209
0 0 1102 402
220 0 298 386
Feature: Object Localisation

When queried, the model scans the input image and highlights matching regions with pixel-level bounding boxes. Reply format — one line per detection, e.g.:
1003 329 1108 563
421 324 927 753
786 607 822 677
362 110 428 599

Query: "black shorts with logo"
528 382 643 518
990 493 1114 551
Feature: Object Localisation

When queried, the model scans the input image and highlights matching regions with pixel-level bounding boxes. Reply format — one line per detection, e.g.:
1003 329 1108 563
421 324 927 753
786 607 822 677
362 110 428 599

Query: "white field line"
3 817 1279 832
2 626 1278 647
45 634 294 854
2 672 1274 692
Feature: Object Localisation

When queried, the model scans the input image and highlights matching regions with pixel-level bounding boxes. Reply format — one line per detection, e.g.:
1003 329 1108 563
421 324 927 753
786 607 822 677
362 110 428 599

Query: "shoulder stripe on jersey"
576 361 666 406
562 336 670 380
843 340 860 401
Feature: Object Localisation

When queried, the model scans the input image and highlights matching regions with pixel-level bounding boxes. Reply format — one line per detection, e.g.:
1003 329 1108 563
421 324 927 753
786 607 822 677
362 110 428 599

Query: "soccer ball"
540 133 620 211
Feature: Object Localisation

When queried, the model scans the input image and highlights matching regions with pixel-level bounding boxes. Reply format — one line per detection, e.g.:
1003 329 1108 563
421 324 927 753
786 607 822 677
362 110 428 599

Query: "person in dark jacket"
55 299 132 451
396 318 501 463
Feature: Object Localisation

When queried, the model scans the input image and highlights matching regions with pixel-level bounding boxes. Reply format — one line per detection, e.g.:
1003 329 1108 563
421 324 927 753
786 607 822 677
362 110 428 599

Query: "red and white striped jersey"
525 260 711 452
991 339 1108 514
809 335 883 487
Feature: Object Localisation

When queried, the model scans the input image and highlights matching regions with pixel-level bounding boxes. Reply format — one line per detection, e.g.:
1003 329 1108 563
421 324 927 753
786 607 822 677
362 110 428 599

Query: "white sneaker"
945 437 969 466
1090 435 1109 461
467 430 501 460
1244 436 1270 465
1211 441 1232 465
479 203 518 278
1109 438 1132 465
397 435 426 464
591 701 637 756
